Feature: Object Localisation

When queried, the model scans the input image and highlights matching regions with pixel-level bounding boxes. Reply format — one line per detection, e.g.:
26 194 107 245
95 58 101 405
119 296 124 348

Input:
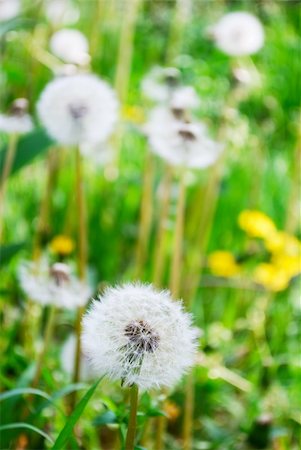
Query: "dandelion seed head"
211 12 264 56
141 66 180 103
19 259 92 309
50 29 90 66
61 334 95 381
145 107 222 169
37 74 119 145
45 0 79 26
81 283 199 390
0 98 33 134
0 0 20 22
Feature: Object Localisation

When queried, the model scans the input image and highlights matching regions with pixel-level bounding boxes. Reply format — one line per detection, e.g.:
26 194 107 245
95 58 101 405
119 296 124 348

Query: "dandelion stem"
183 370 195 450
32 304 56 388
169 168 186 298
71 148 88 406
153 164 172 287
135 151 154 279
0 133 18 242
125 384 139 450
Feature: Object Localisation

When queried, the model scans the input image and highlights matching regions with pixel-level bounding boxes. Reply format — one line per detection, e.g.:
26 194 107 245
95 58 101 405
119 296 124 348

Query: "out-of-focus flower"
122 105 145 124
238 210 276 239
141 66 180 103
49 235 74 256
253 263 290 292
164 400 181 421
81 283 198 390
0 0 20 22
208 251 240 277
61 334 94 381
170 86 200 112
50 29 90 66
207 322 233 348
45 0 79 26
210 12 264 56
0 99 33 135
145 107 221 169
271 254 301 279
37 74 119 145
19 260 92 309
264 231 301 257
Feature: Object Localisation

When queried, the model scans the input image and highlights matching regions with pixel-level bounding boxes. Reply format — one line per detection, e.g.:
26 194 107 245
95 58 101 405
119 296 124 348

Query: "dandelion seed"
210 12 264 57
145 107 221 169
50 29 90 66
0 99 33 135
0 0 20 22
81 283 198 390
19 259 92 309
37 74 119 145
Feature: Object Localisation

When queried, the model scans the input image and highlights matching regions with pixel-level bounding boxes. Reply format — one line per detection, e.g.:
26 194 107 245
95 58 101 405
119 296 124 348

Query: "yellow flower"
164 400 180 421
208 251 240 277
264 230 301 256
272 253 301 279
49 235 74 256
122 105 145 124
238 210 276 239
253 263 290 292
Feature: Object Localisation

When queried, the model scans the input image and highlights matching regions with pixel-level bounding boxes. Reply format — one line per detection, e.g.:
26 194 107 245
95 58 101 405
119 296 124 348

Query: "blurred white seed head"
0 98 33 134
170 86 200 112
19 259 92 309
45 0 79 26
141 66 181 103
0 0 20 22
210 12 264 56
37 74 119 145
81 283 198 390
145 107 222 169
80 142 113 167
61 334 95 381
50 29 90 66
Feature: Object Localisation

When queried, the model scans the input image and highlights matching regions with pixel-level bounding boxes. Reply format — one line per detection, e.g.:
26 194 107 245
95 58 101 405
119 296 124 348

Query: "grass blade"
51 377 103 450
0 423 54 444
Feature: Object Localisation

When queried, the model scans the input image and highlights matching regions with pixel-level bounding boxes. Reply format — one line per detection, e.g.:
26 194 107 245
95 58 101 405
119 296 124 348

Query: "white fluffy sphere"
81 283 198 390
212 12 264 56
0 0 20 22
50 29 90 65
37 74 119 145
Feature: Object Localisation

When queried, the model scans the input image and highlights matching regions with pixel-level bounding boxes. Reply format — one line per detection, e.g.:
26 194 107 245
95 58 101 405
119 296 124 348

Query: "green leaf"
0 242 25 264
0 423 54 444
0 18 35 38
51 377 103 450
0 387 51 402
92 410 117 426
0 129 54 176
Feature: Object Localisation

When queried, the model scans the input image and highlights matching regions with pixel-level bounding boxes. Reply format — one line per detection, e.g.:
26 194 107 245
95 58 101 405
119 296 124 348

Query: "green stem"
32 304 56 388
0 133 18 242
125 384 139 450
182 371 195 450
169 168 186 298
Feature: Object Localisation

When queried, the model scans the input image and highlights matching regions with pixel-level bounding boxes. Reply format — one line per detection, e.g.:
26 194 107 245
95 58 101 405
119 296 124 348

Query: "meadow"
0 0 300 449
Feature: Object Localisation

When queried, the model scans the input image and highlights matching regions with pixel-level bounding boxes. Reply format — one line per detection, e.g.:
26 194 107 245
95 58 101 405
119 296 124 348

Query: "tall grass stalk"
0 133 18 242
135 151 154 279
153 165 172 287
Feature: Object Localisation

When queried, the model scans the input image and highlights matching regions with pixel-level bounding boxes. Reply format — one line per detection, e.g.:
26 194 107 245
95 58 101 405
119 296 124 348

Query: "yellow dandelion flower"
122 105 145 124
264 230 301 256
238 210 276 239
164 400 180 421
208 251 240 277
49 235 74 256
272 253 301 279
253 263 290 292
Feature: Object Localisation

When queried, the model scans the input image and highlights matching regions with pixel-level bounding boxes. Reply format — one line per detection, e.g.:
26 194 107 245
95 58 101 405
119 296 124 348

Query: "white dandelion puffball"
170 86 200 112
45 0 79 26
19 260 92 309
37 74 119 145
0 0 20 22
80 142 113 167
61 334 94 381
0 99 33 134
211 12 264 56
50 29 90 66
82 283 198 390
141 66 180 103
145 107 222 169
